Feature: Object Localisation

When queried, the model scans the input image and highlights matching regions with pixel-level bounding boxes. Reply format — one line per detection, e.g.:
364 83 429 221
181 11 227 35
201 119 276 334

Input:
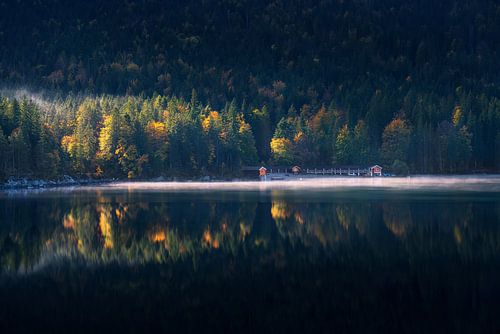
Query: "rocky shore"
0 175 234 190
0 175 115 190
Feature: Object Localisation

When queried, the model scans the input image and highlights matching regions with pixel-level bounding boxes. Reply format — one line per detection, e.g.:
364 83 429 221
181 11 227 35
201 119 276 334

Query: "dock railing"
303 167 369 176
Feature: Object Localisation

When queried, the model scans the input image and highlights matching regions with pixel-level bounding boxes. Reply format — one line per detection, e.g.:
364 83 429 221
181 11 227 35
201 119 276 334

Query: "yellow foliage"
61 135 76 155
271 201 291 220
146 121 166 138
270 137 294 164
98 114 114 155
99 211 113 249
202 111 220 132
239 119 252 134
452 106 463 126
270 137 292 155
63 213 75 229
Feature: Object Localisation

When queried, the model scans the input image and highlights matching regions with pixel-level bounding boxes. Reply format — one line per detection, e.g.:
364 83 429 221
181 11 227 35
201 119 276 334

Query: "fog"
92 175 500 193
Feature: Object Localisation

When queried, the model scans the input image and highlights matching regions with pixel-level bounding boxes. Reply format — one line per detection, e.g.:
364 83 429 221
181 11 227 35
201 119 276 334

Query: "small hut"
370 165 383 177
259 166 267 178
291 166 302 175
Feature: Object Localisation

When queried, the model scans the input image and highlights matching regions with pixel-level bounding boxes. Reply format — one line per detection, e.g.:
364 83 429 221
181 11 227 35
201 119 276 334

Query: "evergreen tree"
334 124 353 165
381 119 411 167
0 127 8 179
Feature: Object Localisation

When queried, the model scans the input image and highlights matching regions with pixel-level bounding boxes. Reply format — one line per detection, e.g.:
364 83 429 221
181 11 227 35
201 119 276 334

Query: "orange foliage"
63 213 75 229
294 131 305 143
146 121 166 138
202 111 220 132
203 229 212 244
271 201 291 220
202 229 220 249
61 135 76 154
150 230 166 243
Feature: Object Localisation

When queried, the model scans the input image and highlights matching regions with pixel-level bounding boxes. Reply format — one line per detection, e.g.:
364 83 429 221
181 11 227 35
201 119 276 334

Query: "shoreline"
2 174 500 192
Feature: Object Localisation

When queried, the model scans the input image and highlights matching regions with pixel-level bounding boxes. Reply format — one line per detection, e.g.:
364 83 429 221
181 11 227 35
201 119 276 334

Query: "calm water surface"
0 180 499 333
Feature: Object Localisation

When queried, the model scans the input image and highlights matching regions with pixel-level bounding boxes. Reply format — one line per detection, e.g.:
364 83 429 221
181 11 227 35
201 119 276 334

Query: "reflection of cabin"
369 165 383 176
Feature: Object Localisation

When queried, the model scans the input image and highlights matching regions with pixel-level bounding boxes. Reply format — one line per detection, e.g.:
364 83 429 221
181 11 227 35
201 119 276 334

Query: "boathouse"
291 166 301 175
370 165 383 176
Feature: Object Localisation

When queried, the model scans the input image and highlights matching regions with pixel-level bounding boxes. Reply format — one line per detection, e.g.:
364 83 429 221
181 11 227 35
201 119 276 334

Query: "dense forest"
0 0 500 179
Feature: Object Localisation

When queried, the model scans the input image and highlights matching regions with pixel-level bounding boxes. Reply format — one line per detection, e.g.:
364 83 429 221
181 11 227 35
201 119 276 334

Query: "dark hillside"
0 0 499 178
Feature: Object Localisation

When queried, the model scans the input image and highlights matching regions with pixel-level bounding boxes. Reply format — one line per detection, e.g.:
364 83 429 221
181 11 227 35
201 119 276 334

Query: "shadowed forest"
0 0 500 179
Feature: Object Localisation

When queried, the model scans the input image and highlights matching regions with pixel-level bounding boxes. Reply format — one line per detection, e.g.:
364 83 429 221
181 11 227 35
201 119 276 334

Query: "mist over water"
107 175 500 191
7 175 495 194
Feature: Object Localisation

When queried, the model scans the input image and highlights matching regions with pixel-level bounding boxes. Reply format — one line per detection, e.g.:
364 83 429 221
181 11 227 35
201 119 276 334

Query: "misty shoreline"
2 174 500 192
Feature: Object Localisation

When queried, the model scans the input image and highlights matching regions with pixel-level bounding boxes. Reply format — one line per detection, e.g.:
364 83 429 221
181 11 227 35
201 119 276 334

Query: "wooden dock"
243 165 383 178
267 167 370 176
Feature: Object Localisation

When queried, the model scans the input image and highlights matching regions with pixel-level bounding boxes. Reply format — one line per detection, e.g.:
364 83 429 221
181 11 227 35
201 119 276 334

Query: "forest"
0 0 499 179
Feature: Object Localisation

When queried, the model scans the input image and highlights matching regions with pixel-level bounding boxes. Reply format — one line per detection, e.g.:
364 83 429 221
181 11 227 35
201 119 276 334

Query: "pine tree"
0 127 8 179
251 106 272 162
334 124 353 165
237 114 258 165
72 100 99 173
381 118 411 168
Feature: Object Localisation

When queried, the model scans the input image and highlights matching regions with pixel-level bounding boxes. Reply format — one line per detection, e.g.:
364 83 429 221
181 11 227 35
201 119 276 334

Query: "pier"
242 165 383 178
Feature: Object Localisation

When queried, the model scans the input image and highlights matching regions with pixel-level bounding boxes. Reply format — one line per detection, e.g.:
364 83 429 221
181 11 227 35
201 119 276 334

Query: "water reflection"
0 189 498 274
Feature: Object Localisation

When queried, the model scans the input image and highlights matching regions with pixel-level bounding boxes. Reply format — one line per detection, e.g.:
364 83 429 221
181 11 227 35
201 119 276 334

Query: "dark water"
0 185 499 333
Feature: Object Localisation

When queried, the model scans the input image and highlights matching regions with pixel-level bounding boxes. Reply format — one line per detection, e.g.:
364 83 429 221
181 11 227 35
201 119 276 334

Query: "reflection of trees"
270 201 376 247
0 194 499 273
382 203 413 237
336 203 371 235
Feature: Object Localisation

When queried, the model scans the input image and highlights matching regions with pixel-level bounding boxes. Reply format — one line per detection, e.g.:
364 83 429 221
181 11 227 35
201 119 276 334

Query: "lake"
0 177 499 333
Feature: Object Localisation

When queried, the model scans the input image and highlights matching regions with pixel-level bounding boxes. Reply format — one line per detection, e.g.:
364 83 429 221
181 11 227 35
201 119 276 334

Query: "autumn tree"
334 124 353 165
270 137 294 165
71 100 99 173
352 120 371 165
237 114 258 165
145 121 169 173
381 118 412 168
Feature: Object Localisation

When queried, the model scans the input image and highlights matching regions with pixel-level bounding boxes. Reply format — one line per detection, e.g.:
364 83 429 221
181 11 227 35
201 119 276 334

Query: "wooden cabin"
370 165 383 176
259 166 267 178
291 166 301 175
